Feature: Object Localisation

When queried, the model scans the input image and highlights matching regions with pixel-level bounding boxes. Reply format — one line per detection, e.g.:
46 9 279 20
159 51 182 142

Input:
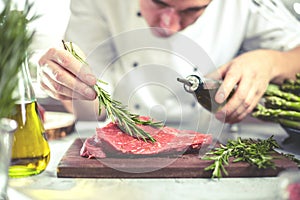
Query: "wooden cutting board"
57 138 298 178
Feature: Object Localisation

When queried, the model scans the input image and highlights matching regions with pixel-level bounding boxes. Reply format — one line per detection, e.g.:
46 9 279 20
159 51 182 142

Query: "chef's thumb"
62 41 97 86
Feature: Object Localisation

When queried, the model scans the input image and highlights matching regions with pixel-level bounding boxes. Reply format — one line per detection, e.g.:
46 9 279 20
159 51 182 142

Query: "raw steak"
80 118 212 158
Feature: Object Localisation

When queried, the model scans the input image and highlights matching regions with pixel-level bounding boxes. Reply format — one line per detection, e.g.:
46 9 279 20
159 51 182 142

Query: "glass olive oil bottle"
9 58 50 178
177 75 235 113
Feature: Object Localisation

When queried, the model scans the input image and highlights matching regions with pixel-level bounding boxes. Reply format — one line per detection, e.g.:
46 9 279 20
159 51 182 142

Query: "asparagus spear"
264 84 300 102
252 104 300 121
252 73 300 130
280 84 300 96
279 74 300 95
264 96 300 111
284 79 300 86
278 118 300 130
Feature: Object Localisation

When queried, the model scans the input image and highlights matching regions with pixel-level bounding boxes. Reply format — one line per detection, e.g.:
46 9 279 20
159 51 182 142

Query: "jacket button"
137 11 142 17
133 62 139 67
134 104 140 110
191 101 196 108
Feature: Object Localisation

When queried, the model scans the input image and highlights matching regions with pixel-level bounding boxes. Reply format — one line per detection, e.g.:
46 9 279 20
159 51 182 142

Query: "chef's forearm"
271 45 300 84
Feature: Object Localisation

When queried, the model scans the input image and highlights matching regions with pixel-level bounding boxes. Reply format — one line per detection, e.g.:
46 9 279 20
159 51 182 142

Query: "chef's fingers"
225 96 259 124
40 62 96 100
40 80 73 101
40 72 94 101
205 69 224 80
223 82 260 123
229 84 266 123
212 62 232 79
39 48 97 87
214 66 240 104
219 76 264 123
214 72 251 122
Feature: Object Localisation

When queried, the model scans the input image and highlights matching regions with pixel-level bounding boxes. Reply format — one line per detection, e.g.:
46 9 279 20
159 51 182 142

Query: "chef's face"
139 0 212 37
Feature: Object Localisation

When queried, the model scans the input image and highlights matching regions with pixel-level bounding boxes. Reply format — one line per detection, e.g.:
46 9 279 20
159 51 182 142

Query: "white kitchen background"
28 0 71 99
1 0 72 99
26 0 71 50
0 0 70 48
9 0 299 50
1 0 300 101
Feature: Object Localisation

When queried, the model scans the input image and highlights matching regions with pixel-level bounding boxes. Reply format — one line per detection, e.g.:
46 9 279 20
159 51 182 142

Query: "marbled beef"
80 119 212 158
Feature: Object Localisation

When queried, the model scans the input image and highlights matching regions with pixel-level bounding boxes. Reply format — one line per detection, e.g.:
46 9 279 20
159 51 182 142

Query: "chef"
39 0 300 127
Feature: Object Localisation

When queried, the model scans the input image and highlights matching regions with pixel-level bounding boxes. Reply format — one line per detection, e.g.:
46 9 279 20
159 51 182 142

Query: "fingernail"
84 87 96 99
56 56 64 65
84 74 97 86
216 92 225 103
215 111 226 120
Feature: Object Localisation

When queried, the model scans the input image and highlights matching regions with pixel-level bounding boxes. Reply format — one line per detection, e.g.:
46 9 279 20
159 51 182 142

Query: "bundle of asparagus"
252 73 300 130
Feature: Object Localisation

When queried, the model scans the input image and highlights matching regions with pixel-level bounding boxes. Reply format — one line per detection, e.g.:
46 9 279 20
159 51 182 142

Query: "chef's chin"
151 28 174 38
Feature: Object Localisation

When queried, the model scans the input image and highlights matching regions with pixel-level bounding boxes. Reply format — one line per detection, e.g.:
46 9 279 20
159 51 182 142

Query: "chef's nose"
159 8 181 35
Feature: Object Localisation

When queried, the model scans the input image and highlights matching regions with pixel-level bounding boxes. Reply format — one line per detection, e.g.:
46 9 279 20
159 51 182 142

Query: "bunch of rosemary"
0 0 37 118
203 136 280 178
62 41 163 142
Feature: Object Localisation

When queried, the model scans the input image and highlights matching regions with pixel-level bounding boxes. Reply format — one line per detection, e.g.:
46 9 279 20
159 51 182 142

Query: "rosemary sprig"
280 153 300 167
94 80 162 142
203 136 280 178
62 40 88 65
62 40 163 142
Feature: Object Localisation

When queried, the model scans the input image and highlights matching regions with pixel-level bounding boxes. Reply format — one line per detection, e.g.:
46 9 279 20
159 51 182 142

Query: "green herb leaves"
203 136 280 178
94 80 162 142
0 0 37 118
62 40 163 142
62 40 88 65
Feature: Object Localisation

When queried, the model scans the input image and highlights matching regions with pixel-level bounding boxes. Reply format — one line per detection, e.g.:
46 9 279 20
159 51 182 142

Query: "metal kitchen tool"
177 75 234 113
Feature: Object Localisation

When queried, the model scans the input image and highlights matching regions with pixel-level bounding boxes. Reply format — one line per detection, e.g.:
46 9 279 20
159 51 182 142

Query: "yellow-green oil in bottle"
9 101 50 178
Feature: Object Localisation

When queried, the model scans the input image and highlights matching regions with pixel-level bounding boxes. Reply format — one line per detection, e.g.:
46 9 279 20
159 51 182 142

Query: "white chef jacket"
64 0 300 128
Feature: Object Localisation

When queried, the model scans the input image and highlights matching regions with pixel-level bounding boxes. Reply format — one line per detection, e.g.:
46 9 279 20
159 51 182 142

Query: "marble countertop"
7 118 300 200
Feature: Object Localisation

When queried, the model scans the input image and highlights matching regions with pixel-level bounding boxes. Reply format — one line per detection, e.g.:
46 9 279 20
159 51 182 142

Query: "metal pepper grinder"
177 75 234 113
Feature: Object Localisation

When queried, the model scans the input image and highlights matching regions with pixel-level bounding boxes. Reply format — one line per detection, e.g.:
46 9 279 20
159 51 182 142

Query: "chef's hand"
213 49 281 124
38 46 97 101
